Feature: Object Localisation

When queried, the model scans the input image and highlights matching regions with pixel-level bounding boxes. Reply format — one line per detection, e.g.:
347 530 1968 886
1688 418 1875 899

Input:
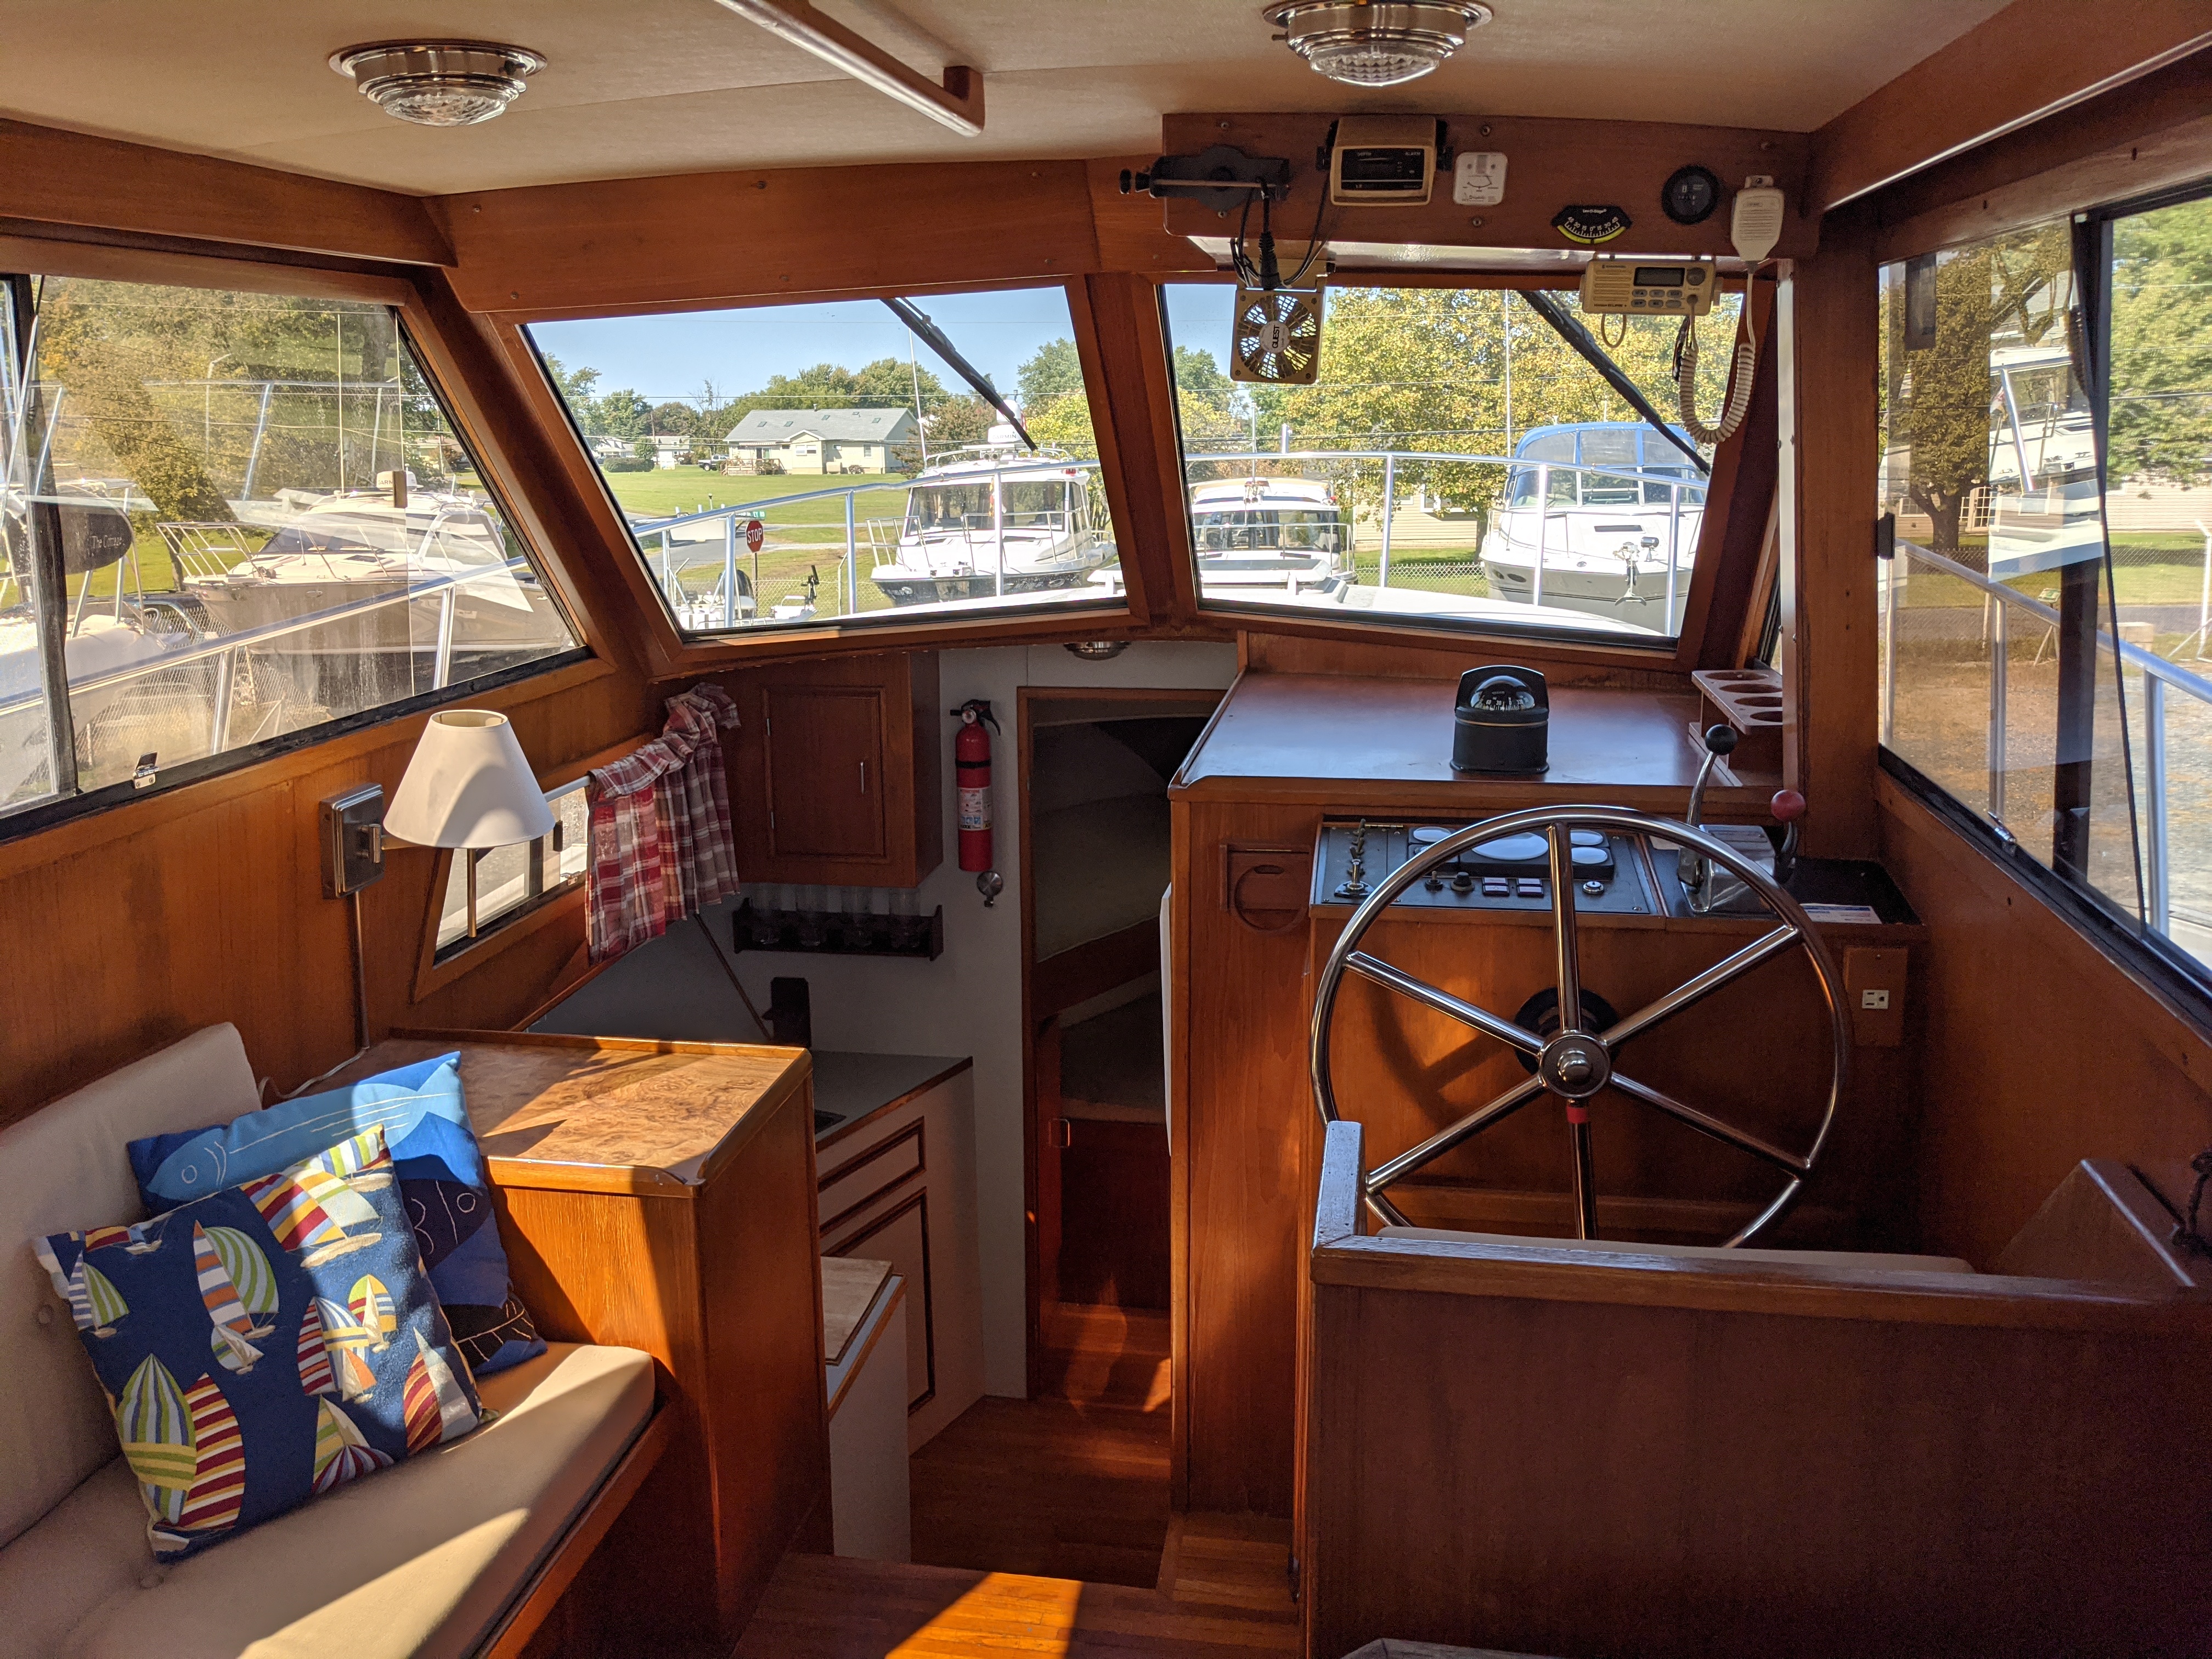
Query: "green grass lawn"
597 468 910 524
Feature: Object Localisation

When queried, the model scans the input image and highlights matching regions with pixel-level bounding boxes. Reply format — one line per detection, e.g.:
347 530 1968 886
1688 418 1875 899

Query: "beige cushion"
0 1342 655 1659
1 1026 262 1550
1375 1226 1976 1275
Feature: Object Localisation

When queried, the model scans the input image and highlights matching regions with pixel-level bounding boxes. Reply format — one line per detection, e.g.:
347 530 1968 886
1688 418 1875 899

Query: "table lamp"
387 708 554 938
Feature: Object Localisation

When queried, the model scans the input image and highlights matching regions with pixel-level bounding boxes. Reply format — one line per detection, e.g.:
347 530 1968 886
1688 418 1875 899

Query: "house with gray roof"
723 408 919 475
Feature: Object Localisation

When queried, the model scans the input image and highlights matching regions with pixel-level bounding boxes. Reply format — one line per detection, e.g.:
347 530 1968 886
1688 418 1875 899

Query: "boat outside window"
527 284 1124 633
0 273 578 823
1877 188 2212 979
1160 281 1739 640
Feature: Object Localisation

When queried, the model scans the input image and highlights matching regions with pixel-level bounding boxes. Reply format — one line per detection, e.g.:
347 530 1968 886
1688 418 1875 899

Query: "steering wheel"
1310 805 1850 1245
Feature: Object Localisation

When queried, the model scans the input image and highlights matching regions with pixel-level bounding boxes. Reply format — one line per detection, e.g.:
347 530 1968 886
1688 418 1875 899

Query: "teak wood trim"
1870 53 2212 261
1312 1121 2212 1336
718 1 984 137
475 1404 674 1659
1804 0 2212 212
0 116 454 265
1777 210 1880 859
0 234 416 303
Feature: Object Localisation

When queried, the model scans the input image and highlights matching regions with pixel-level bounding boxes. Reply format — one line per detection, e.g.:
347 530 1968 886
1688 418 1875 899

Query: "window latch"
132 753 158 789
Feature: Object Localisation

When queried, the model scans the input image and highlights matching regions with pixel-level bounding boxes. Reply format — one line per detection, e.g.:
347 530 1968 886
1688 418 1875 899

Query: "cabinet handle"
859 760 867 793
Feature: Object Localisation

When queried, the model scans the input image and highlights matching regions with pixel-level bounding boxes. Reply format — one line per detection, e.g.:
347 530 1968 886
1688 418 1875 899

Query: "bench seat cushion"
0 1342 654 1659
1375 1226 1976 1274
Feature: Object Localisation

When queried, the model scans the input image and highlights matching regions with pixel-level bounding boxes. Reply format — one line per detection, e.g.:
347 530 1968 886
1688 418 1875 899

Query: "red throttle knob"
1771 789 1807 824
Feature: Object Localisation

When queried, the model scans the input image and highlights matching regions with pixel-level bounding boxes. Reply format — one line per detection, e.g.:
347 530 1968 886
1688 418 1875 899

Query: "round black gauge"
1662 164 1722 225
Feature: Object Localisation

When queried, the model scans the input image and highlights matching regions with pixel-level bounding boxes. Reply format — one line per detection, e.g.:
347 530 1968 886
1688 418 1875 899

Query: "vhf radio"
1579 258 1719 317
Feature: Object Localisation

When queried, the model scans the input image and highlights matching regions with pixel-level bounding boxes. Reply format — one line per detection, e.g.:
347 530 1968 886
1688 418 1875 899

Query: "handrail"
0 556 540 723
1899 538 2212 702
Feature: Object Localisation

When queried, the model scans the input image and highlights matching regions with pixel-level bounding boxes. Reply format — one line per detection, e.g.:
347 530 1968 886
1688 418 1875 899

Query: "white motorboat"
871 444 1115 607
1187 475 1347 596
1480 422 1707 633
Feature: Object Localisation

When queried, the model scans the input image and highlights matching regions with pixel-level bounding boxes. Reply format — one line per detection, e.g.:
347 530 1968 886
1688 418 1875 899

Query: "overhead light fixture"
330 41 546 127
1262 1 1492 87
710 1 983 136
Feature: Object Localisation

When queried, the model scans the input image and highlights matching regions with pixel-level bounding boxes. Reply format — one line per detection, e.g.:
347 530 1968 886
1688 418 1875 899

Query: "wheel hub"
1538 1031 1611 1099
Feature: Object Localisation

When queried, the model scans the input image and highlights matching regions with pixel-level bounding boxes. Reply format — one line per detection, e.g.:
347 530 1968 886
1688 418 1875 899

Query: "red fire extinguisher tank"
952 699 998 873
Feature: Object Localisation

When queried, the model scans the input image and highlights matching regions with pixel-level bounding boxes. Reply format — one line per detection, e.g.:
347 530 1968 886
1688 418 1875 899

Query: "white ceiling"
0 0 2011 195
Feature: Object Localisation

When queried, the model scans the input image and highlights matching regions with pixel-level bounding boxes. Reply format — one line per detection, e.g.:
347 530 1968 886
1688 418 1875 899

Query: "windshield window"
1160 282 1737 640
528 284 1123 633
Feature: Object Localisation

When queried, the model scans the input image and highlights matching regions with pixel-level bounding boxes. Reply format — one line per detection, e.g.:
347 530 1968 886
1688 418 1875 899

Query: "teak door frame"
1017 684 1223 1401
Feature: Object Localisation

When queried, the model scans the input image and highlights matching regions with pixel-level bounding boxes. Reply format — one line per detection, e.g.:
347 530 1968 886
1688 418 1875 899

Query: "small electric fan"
1231 286 1323 385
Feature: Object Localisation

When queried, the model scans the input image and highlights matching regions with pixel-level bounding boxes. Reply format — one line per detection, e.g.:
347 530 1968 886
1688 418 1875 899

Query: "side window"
434 776 588 957
0 274 579 820
1877 194 2212 976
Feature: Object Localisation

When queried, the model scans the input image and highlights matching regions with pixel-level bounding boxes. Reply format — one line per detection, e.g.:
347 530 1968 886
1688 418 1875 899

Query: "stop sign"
744 518 765 553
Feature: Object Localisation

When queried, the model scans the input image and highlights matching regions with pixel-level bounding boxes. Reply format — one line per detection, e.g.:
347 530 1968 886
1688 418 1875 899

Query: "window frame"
1149 270 1768 665
1875 173 2212 1006
0 239 593 844
514 274 1153 647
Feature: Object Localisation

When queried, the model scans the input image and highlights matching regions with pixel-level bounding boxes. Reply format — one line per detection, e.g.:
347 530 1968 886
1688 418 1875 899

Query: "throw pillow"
129 1053 545 1374
36 1128 484 1560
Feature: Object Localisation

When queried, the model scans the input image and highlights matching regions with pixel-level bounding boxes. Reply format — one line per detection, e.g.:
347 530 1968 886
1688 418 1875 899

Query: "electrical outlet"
1859 988 1891 1011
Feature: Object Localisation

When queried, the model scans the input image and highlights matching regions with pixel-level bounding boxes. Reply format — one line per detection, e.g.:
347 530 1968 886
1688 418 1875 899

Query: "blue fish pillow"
129 1054 544 1375
35 1128 485 1560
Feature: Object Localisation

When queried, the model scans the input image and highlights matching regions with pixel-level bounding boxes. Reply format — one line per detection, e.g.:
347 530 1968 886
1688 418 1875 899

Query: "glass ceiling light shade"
1262 1 1492 87
330 41 546 127
387 710 554 848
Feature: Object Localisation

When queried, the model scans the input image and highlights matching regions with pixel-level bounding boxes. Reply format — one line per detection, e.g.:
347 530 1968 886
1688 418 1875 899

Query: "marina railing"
1882 539 2212 940
1182 447 1703 620
628 461 1104 625
0 555 546 763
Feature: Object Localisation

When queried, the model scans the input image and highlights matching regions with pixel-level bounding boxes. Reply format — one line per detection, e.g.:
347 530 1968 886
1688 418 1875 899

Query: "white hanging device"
1674 175 1785 444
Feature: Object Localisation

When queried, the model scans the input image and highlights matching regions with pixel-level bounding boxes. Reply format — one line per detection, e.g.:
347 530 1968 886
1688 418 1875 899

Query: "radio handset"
1673 176 1784 446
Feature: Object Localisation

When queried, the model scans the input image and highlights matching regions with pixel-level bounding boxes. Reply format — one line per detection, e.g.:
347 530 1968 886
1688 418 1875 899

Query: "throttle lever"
1681 724 1738 892
1771 788 1805 888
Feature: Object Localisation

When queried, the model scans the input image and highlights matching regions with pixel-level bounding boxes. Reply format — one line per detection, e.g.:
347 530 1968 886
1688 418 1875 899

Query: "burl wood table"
335 1030 828 1654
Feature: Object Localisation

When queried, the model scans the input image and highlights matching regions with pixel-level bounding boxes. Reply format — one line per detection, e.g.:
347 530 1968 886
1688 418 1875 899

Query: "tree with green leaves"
2109 196 2212 485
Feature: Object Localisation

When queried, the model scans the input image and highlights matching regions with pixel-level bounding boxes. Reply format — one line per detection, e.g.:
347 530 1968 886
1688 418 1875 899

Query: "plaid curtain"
585 685 741 963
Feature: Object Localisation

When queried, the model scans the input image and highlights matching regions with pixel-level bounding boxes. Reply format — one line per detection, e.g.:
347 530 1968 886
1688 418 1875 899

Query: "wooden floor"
910 1304 1175 1587
730 1303 1297 1657
731 1519 1299 1658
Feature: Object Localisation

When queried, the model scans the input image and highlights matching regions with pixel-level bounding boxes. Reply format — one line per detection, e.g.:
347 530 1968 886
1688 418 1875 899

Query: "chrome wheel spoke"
1365 1073 1548 1193
1599 924 1801 1052
1609 1071 1812 1175
1549 825 1582 1030
1345 951 1544 1056
1568 1116 1597 1240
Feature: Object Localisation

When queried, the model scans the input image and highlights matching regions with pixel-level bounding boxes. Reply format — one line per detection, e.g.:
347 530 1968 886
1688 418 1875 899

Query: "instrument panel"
1311 820 1666 916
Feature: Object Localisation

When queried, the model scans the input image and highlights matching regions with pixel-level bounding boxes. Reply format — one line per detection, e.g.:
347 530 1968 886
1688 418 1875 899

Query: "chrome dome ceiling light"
1263 1 1492 87
330 41 546 127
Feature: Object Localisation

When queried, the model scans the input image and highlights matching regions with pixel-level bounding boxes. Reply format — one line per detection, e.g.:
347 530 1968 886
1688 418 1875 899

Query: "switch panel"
1311 821 1656 916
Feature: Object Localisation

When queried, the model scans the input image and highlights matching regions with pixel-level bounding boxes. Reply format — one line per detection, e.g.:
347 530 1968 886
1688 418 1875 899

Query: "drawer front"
819 1120 924 1236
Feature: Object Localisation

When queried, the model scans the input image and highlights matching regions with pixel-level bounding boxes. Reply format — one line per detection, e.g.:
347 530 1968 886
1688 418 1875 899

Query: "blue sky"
527 283 1244 407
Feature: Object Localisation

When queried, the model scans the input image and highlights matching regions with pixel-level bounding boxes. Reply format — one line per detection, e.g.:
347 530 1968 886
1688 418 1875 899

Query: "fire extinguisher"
951 699 1005 905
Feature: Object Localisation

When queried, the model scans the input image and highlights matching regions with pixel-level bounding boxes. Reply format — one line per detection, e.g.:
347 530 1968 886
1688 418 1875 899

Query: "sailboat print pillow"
128 1052 545 1375
35 1127 485 1560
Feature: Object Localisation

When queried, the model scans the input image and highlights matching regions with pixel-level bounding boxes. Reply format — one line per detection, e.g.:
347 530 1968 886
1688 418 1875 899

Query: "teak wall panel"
0 663 656 1128
1805 0 2212 212
439 160 1102 317
0 117 453 264
1778 208 1880 860
1160 114 1815 262
1301 1274 2212 1659
1876 776 2212 1266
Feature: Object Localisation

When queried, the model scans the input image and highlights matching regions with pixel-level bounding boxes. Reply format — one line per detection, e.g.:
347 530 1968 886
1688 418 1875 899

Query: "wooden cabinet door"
766 685 887 861
831 1193 934 1417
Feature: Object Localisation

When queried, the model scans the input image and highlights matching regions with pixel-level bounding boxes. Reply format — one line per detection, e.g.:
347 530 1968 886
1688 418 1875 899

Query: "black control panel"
1310 820 1661 916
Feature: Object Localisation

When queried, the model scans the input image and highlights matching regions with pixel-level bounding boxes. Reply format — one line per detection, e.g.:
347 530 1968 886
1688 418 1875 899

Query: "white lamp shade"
387 709 554 848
